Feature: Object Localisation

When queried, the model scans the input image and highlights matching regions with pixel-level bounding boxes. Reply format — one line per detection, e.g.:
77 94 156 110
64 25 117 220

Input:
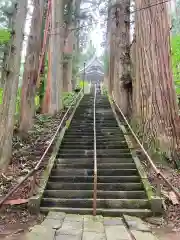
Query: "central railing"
93 84 97 216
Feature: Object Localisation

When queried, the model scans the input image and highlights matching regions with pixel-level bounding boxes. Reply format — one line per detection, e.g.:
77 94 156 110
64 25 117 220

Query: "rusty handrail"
93 84 97 216
0 89 83 207
112 93 180 200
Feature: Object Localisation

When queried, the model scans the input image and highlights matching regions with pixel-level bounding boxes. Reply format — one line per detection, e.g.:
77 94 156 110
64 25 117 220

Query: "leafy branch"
0 29 11 44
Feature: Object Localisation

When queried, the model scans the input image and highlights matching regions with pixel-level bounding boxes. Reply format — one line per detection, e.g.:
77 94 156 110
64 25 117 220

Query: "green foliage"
66 119 70 128
171 35 180 94
0 88 3 104
102 85 108 95
77 80 88 89
63 92 76 108
36 114 52 123
15 88 21 114
0 88 21 114
0 88 40 116
0 29 11 44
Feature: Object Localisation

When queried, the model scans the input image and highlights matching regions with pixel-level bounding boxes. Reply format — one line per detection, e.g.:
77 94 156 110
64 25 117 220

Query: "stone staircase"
40 94 152 217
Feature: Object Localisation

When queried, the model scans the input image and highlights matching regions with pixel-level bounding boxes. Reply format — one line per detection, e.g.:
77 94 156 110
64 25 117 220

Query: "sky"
91 25 103 56
81 1 104 57
90 17 103 56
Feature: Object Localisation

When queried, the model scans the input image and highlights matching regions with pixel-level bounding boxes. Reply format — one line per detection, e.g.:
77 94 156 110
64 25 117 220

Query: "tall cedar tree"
48 0 64 114
108 0 131 116
19 0 45 133
0 0 27 170
132 0 180 164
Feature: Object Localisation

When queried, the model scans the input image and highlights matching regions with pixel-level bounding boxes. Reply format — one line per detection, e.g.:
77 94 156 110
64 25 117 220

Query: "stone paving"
25 212 159 240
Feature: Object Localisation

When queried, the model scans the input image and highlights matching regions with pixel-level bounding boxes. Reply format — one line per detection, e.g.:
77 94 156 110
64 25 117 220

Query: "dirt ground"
0 206 44 240
140 156 180 231
0 112 64 239
153 227 180 240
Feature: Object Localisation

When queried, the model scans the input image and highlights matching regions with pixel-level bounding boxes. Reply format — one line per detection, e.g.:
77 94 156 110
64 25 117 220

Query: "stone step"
66 130 122 135
58 149 131 155
70 122 118 126
61 139 127 144
71 118 117 122
60 144 129 150
63 135 126 140
51 168 138 176
67 127 120 131
56 158 134 164
70 123 119 127
49 175 141 183
57 152 132 158
40 207 152 217
41 198 150 209
54 162 136 169
40 94 153 218
64 132 124 136
46 182 144 191
43 190 146 199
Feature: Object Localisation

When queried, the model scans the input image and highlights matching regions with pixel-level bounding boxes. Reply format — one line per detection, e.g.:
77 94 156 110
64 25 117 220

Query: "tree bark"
133 0 180 164
107 5 116 95
42 45 51 114
63 0 76 92
0 0 27 171
48 0 64 114
39 0 51 114
19 0 45 133
108 0 131 116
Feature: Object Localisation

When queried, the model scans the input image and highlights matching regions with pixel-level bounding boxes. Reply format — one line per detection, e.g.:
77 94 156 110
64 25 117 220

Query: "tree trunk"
0 0 27 171
63 0 76 92
108 0 131 116
63 57 73 92
115 0 131 116
63 61 68 92
72 0 81 89
42 45 51 114
133 0 180 165
19 0 45 133
1 15 14 88
39 0 51 114
48 0 64 114
107 5 116 95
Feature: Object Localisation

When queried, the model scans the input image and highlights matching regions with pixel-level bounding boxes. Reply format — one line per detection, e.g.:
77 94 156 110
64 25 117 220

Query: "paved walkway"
26 212 159 240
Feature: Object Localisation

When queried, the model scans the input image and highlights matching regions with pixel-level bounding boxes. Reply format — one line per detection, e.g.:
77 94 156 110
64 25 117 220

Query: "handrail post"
93 84 97 216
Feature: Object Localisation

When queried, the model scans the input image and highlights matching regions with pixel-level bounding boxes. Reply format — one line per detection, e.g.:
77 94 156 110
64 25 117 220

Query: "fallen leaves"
169 191 179 205
0 112 63 235
162 190 179 205
0 112 63 200
139 151 180 230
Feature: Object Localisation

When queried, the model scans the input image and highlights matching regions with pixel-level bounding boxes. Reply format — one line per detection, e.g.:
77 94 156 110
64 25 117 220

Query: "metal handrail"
112 93 180 200
93 84 97 216
0 89 84 207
